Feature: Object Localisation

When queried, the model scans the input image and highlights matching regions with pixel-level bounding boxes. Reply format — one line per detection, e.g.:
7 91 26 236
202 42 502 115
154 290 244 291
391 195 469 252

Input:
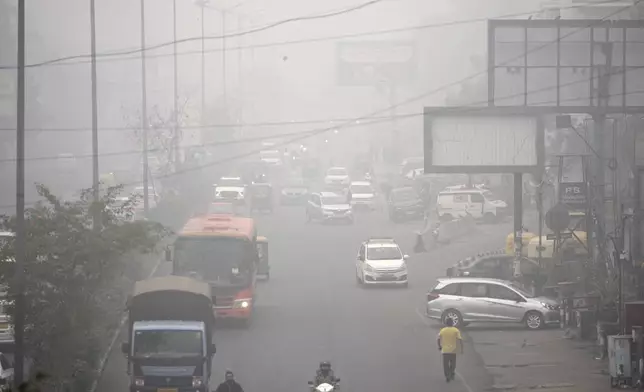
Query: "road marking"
415 307 474 392
89 256 164 392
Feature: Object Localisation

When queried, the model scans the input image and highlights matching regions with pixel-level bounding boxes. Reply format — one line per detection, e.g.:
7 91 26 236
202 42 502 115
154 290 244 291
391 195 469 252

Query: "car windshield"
218 178 244 187
350 184 373 194
321 195 347 205
327 168 347 176
174 237 252 283
392 189 418 201
508 282 535 298
367 246 402 260
133 330 203 357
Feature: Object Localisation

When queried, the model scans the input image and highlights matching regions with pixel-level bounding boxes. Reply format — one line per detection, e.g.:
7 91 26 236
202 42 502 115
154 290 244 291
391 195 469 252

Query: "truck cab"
122 276 216 392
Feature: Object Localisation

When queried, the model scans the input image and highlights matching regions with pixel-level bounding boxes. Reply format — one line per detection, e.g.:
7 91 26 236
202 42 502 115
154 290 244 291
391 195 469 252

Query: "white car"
324 167 350 186
436 188 508 223
349 181 376 210
259 150 283 166
355 238 409 287
214 177 246 204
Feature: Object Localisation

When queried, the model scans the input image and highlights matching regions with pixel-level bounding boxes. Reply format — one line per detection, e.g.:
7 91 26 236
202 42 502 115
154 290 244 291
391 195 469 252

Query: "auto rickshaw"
249 182 273 213
256 236 270 280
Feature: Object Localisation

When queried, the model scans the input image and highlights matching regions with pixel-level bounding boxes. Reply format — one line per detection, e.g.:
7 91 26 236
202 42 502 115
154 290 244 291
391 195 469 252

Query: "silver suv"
425 277 560 330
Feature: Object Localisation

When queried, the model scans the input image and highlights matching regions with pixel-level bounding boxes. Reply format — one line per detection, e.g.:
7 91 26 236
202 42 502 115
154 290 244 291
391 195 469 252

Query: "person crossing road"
437 317 463 382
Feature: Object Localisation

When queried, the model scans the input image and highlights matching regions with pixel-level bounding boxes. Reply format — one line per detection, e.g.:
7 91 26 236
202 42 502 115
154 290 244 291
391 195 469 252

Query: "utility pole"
201 3 206 125
222 10 227 110
172 0 180 169
90 0 100 221
13 0 26 386
237 14 243 137
141 0 149 214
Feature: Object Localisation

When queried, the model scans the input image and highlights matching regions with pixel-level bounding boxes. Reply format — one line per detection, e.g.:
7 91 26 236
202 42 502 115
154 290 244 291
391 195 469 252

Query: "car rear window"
432 282 460 295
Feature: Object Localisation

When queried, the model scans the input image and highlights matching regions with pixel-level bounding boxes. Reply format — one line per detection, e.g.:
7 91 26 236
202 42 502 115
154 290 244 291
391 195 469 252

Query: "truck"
121 276 216 392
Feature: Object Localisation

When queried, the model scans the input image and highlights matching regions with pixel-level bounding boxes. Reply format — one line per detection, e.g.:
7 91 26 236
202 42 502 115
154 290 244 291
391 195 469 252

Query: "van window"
453 194 468 203
460 283 487 298
471 193 485 203
488 284 523 301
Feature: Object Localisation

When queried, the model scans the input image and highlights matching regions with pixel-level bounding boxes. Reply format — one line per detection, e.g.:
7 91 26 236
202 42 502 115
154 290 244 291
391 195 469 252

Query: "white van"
436 189 508 223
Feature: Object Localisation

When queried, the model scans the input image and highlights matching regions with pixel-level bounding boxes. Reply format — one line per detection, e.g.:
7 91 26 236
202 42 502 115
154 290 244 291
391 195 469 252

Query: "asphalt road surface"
96 204 514 392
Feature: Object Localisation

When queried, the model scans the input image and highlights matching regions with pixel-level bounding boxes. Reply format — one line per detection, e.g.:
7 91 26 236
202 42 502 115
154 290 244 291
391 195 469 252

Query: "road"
96 203 513 392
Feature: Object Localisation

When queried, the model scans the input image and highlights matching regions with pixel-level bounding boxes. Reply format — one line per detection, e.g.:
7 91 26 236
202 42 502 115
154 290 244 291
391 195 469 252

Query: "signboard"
560 182 587 208
336 41 416 86
488 19 644 113
423 109 544 174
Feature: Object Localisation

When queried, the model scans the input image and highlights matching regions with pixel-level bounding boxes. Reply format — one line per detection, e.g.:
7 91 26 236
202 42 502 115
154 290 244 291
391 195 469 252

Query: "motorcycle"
308 378 341 392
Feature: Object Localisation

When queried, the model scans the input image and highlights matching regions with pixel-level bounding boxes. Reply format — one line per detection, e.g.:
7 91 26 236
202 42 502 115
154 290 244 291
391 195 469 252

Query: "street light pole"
141 0 149 214
201 4 206 124
13 0 26 386
90 0 100 218
172 0 180 169
222 10 227 110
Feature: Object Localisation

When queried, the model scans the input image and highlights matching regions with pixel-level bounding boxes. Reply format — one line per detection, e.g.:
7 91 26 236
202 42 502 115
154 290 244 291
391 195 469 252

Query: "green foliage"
0 185 169 390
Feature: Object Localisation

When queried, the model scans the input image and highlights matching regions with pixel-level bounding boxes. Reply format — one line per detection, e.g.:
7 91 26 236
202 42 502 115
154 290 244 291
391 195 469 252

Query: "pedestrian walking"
437 317 463 382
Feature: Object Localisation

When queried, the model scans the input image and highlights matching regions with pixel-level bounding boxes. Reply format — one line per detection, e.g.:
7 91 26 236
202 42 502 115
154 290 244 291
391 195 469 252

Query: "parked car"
425 277 560 330
448 251 542 282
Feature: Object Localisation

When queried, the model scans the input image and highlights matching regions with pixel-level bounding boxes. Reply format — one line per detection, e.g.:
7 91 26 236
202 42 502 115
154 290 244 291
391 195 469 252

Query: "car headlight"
233 299 251 309
215 191 221 197
134 378 145 386
238 192 244 198
364 264 375 273
193 377 204 387
541 302 558 311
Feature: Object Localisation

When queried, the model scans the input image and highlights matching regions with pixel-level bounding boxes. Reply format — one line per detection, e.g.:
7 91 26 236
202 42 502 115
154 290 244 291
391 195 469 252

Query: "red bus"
171 215 259 326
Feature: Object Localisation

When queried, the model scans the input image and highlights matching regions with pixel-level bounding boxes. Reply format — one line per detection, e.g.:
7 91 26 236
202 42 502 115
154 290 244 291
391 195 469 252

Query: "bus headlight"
192 377 204 387
233 299 251 309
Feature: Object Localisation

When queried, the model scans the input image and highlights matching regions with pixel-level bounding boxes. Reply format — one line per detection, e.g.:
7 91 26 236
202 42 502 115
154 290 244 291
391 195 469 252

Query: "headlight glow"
233 299 251 309
192 377 204 387
134 378 145 386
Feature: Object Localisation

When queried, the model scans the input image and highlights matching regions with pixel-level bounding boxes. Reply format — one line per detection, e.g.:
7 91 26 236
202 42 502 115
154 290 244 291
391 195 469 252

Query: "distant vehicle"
110 196 146 221
306 191 353 224
213 176 246 205
436 188 508 223
349 181 376 211
425 277 560 330
387 187 424 222
132 186 160 209
399 157 423 176
355 238 409 287
324 167 350 186
280 177 309 205
448 252 542 282
207 202 237 215
259 149 283 166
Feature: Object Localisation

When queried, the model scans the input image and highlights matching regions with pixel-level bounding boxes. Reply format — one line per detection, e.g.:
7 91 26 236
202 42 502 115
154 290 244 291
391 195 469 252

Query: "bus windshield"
174 237 253 284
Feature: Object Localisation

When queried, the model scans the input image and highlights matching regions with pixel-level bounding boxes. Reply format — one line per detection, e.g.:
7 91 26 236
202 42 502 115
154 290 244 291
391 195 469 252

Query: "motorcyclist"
314 361 336 386
215 370 244 392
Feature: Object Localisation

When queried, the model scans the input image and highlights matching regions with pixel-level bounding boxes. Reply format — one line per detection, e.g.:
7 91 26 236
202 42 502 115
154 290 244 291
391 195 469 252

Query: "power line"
0 0 620 70
0 1 635 208
0 0 383 70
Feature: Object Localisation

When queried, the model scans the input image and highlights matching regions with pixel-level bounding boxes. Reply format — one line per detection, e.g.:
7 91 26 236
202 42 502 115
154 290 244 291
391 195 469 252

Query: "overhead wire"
0 0 621 70
0 0 384 70
0 0 636 208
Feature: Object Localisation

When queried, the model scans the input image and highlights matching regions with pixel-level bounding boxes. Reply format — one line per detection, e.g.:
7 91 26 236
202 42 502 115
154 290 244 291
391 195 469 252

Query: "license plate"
157 389 178 392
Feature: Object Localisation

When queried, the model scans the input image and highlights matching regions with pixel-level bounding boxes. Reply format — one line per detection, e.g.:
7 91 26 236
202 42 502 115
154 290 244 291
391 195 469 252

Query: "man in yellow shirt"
437 317 463 382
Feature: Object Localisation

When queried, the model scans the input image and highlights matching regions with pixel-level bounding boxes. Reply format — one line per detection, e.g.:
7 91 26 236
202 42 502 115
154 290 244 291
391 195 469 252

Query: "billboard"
488 19 644 111
423 108 544 174
336 40 416 86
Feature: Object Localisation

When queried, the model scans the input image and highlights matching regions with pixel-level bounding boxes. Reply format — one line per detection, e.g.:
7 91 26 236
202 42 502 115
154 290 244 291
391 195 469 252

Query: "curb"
488 383 576 391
